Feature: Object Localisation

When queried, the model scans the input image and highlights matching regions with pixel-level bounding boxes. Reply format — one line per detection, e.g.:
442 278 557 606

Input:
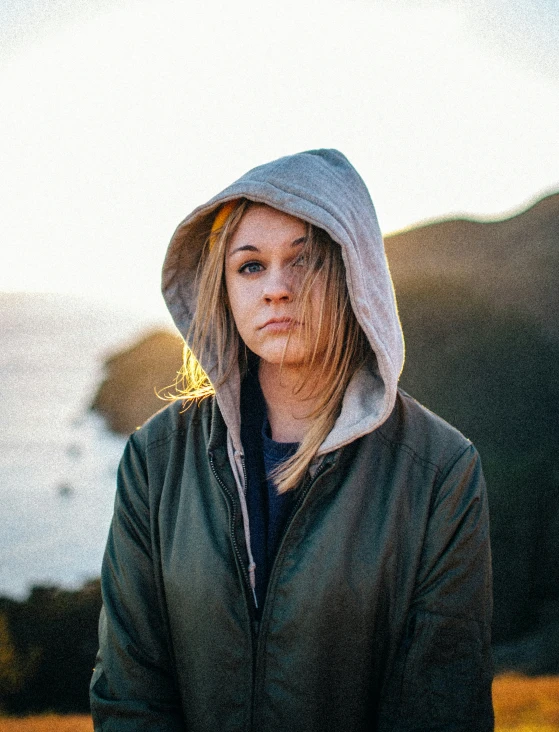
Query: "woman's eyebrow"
228 237 306 257
229 244 259 257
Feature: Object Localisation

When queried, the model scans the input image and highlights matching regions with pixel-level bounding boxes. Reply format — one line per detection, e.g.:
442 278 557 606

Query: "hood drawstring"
227 437 258 608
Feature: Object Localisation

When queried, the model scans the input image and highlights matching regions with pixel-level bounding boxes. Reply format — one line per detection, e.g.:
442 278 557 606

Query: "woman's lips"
260 318 299 333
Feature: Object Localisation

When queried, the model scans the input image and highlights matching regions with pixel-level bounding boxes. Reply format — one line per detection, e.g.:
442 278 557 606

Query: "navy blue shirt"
240 366 299 615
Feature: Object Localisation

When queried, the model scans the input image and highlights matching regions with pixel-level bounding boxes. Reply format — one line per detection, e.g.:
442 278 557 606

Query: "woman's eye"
239 261 263 274
292 254 306 267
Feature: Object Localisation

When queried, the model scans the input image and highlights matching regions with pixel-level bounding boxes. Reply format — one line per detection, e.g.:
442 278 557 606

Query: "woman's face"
225 204 324 369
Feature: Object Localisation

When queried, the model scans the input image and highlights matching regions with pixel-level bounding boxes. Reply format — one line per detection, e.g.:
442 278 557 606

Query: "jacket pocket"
379 610 491 730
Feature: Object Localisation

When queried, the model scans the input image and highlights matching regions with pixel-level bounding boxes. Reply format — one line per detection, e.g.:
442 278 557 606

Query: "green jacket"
91 149 493 730
90 390 493 731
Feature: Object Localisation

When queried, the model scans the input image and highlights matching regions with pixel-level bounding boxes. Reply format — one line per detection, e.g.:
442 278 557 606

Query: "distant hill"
385 191 559 343
90 191 559 675
90 329 184 434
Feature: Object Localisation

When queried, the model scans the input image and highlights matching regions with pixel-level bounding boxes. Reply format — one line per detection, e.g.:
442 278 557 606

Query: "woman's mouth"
260 318 299 333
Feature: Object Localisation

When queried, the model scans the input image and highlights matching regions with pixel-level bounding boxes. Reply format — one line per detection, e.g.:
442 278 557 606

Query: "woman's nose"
262 267 294 303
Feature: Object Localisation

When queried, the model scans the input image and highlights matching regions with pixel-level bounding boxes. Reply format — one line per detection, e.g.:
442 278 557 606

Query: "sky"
1 0 558 318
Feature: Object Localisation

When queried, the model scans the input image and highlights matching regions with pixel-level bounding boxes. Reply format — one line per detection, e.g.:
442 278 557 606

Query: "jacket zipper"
208 452 252 602
250 457 332 730
209 450 259 731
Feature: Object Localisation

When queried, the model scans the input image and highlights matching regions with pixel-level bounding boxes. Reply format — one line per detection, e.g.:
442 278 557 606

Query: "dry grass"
0 716 92 731
0 675 558 730
493 674 559 731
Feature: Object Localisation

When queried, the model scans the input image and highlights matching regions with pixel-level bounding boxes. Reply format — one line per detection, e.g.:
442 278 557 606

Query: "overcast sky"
1 0 558 317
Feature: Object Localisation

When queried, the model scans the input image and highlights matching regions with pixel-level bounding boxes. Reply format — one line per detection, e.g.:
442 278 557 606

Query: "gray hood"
162 148 405 457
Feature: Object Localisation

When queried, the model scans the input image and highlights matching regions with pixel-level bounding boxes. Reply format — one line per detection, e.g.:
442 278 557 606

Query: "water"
0 293 166 598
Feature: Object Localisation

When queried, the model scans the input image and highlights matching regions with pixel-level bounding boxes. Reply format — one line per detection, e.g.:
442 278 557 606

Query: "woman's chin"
256 349 307 371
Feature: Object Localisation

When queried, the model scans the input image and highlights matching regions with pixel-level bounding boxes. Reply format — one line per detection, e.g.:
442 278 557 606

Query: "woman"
90 149 494 731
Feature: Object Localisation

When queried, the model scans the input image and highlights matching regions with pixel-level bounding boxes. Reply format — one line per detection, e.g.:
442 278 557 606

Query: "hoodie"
162 148 404 454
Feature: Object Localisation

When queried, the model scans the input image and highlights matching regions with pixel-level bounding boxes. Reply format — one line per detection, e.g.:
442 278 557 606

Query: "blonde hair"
175 198 369 493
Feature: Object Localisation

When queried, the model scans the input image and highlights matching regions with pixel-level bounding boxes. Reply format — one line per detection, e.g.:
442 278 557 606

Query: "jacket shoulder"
376 389 477 477
130 396 213 454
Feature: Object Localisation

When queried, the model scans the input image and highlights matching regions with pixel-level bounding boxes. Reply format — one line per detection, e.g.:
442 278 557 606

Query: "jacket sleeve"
378 444 494 732
89 433 186 731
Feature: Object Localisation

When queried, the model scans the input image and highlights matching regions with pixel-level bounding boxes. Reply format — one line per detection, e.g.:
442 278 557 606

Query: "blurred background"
1 0 558 722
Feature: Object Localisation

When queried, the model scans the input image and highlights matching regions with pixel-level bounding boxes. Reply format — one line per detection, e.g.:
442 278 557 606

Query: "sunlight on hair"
160 343 214 403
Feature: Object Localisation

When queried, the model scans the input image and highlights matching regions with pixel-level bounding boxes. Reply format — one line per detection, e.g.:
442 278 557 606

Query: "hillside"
384 191 559 342
90 330 184 434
